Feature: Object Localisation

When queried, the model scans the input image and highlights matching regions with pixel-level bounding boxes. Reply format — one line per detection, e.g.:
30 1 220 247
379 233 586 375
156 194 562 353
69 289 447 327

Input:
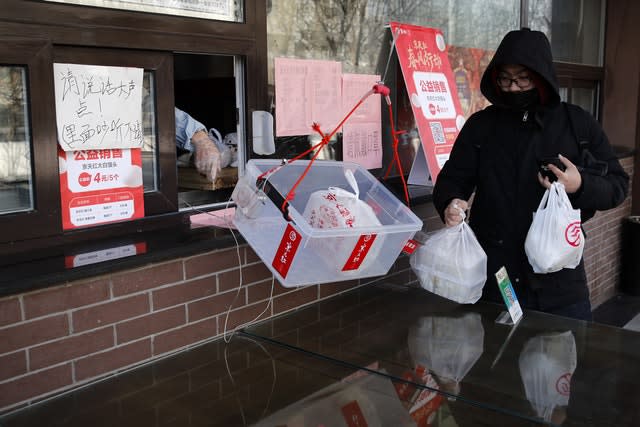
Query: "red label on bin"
342 234 377 271
272 224 302 278
341 400 368 427
402 239 419 254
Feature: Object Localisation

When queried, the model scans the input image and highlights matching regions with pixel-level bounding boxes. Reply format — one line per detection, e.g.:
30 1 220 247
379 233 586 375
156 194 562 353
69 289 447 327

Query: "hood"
480 28 561 108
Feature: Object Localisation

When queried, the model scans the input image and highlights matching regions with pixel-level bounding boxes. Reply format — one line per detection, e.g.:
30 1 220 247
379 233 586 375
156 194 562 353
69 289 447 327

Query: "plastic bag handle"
328 169 360 199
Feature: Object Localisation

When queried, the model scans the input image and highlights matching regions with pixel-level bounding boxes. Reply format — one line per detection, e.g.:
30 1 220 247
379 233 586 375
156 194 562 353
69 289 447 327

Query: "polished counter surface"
2 282 639 426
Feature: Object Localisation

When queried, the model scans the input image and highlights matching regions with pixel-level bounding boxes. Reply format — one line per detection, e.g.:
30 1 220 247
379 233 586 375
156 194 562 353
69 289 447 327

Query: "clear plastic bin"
232 159 423 287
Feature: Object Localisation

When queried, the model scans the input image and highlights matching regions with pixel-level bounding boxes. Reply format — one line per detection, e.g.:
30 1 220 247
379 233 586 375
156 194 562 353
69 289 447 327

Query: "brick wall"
583 156 635 306
0 156 632 413
0 244 414 413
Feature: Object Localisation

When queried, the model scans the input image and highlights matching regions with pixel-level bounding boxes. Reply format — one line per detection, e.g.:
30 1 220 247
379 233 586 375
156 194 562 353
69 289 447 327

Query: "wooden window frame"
0 0 268 256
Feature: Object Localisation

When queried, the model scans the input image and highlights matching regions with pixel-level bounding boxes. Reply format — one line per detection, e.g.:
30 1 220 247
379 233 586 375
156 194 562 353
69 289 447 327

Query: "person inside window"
175 107 231 182
432 28 629 321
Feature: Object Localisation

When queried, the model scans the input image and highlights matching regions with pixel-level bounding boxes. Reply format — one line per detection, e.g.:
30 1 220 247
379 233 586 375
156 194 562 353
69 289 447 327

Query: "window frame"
0 0 268 255
0 37 61 242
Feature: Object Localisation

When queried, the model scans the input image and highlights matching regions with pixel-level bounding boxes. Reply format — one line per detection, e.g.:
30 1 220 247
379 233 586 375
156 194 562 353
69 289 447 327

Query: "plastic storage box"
232 159 423 287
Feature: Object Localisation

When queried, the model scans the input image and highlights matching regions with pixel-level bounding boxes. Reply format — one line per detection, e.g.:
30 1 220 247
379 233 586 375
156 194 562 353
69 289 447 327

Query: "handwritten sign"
53 63 144 150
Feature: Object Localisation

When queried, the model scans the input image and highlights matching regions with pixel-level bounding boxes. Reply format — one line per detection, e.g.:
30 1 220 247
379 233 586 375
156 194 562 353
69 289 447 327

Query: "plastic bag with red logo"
524 182 584 273
302 169 382 274
518 331 577 423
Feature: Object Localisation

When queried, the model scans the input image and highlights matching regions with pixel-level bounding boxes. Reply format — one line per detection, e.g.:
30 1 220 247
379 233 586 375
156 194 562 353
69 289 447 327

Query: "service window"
0 0 267 255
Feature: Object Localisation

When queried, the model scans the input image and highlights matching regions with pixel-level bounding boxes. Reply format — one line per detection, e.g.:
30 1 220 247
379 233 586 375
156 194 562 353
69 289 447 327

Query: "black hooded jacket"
432 29 629 310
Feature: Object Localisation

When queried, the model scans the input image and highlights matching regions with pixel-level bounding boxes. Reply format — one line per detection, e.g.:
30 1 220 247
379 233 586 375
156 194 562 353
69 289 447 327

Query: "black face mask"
501 88 539 110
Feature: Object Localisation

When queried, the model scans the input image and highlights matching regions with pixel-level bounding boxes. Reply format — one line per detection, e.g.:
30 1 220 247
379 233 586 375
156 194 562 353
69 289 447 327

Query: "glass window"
528 0 605 66
0 66 33 215
142 71 157 192
44 0 245 23
173 53 241 210
267 0 519 79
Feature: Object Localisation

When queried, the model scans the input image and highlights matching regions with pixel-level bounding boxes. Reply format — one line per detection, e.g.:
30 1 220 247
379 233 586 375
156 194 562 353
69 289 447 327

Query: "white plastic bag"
410 219 487 304
302 169 383 273
408 313 484 395
519 331 577 422
303 169 381 229
525 182 584 273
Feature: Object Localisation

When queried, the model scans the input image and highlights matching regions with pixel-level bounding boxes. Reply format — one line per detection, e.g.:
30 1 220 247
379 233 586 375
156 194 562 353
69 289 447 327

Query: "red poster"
58 147 145 230
390 22 465 183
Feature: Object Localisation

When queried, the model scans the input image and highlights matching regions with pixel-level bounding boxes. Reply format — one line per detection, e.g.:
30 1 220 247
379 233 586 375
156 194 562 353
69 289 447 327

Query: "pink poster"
341 73 382 169
274 58 342 137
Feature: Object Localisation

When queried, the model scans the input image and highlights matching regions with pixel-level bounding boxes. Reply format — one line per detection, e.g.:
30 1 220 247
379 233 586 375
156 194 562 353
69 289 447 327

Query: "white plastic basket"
232 160 422 287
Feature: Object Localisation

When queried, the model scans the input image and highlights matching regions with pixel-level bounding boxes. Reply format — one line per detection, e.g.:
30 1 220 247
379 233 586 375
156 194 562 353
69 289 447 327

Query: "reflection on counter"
519 331 576 425
408 312 485 397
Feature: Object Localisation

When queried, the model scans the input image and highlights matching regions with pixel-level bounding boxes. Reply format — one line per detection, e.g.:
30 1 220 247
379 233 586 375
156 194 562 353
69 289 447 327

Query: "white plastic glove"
191 132 222 182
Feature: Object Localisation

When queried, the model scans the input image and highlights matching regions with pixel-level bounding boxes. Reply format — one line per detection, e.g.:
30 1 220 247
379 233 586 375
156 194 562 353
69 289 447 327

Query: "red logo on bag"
565 221 582 247
272 224 302 278
341 400 368 427
342 234 377 271
556 373 572 395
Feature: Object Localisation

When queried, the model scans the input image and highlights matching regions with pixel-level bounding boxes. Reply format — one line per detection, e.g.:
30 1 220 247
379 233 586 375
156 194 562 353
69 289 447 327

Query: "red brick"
0 351 26 381
188 289 245 322
218 268 241 292
75 339 151 381
73 294 149 333
272 286 318 314
153 318 217 355
244 246 260 263
219 264 272 293
246 279 291 304
112 261 183 296
23 279 110 319
0 297 21 327
184 249 241 279
116 306 186 344
153 277 217 310
0 314 68 354
0 364 72 409
29 327 114 370
241 263 273 285
222 301 273 332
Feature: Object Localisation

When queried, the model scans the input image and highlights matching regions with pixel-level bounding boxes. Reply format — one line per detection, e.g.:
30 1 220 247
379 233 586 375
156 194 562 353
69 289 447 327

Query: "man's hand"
537 154 582 193
444 198 469 227
191 131 222 182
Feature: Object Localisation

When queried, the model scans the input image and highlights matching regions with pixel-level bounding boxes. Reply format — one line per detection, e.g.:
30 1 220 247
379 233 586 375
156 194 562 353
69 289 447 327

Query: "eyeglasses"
496 75 532 89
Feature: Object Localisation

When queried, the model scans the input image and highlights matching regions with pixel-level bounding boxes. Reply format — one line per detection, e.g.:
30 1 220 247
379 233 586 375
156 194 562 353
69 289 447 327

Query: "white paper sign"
53 63 144 150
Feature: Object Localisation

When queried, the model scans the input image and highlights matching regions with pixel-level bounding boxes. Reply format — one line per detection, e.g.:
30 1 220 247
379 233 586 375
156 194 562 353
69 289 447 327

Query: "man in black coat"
432 28 629 320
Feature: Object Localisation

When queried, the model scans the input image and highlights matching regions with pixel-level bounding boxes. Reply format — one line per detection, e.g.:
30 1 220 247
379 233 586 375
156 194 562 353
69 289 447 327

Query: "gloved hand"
191 130 222 182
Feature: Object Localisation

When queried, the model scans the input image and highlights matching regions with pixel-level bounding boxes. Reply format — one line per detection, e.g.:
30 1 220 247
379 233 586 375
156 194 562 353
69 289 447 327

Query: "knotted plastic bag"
410 214 487 304
525 182 584 273
519 331 577 422
302 169 382 273
303 169 380 229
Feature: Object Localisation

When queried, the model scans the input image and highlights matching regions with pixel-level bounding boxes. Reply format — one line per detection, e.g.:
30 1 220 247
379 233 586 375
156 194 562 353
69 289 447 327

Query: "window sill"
0 221 241 298
0 187 434 298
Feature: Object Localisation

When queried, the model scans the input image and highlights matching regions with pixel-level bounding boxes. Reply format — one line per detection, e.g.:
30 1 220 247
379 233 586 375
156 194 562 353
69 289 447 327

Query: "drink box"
231 159 422 287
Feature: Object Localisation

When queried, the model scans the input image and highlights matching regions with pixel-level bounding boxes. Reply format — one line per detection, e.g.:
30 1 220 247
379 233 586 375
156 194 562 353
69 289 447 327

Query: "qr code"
430 122 445 144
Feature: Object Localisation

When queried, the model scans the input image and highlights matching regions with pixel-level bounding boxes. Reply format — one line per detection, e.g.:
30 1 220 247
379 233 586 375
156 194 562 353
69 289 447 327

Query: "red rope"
278 91 373 214
382 100 410 206
258 83 411 214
